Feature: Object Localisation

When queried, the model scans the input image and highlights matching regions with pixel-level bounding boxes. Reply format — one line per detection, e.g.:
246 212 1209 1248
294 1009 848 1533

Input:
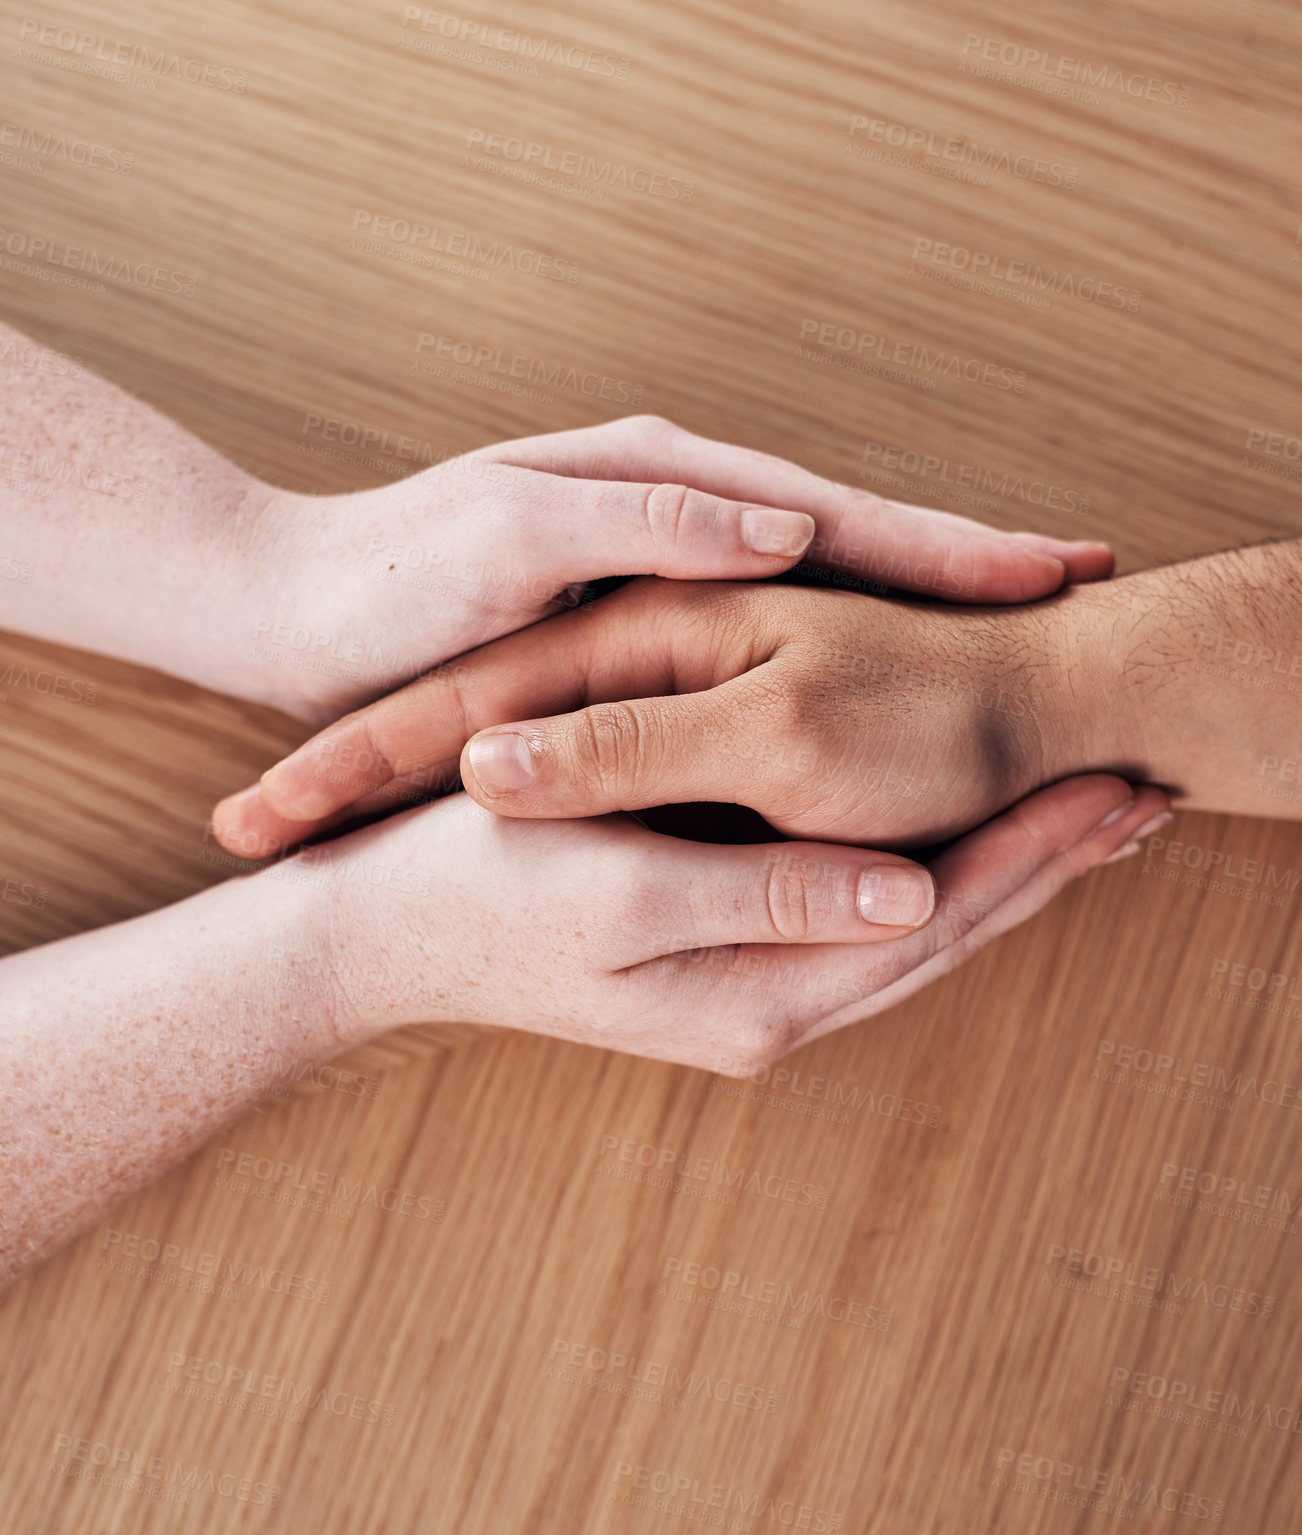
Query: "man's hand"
216 578 1084 853
221 537 1302 856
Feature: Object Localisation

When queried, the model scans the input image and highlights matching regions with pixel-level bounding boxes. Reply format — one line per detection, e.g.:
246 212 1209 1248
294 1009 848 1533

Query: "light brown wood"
3 0 1302 1529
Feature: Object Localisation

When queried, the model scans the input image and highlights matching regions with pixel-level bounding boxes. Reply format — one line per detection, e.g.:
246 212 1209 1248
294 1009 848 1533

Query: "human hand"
235 415 1112 723
276 776 1167 1073
1 322 1112 726
221 575 1158 855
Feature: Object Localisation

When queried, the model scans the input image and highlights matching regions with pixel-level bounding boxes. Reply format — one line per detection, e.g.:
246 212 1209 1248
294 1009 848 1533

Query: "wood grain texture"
2 0 1301 1529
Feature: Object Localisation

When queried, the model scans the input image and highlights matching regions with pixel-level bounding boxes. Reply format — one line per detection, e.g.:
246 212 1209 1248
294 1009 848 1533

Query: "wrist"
1017 577 1173 791
252 808 469 1039
225 484 425 725
206 483 341 721
235 850 392 1055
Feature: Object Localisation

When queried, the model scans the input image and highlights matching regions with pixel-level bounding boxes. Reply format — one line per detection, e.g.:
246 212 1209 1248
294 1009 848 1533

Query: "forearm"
1037 539 1302 816
0 868 369 1287
0 319 287 702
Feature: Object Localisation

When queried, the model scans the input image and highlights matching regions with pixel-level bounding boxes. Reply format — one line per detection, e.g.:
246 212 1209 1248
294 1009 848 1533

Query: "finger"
618 780 1166 1074
255 581 737 823
480 416 1112 598
460 669 765 819
783 777 1171 1045
879 496 1114 583
506 466 818 584
212 758 459 858
613 838 937 963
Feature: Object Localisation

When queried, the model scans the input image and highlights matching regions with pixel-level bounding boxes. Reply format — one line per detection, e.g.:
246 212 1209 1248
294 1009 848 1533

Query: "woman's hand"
245 416 1112 723
271 777 1167 1074
0 770 1164 1282
1 318 1111 723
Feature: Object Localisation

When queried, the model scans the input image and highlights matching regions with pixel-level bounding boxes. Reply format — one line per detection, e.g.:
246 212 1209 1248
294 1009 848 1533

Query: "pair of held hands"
207 416 1167 1072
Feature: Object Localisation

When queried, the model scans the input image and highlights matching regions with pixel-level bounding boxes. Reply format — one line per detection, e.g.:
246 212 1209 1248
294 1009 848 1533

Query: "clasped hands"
209 415 1167 1072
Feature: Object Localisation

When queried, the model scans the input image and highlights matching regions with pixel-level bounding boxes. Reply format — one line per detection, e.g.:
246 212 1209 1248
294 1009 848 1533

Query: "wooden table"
3 0 1301 1529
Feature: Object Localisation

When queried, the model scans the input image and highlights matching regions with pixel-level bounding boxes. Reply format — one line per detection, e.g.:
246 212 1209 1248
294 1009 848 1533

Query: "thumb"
634 835 938 951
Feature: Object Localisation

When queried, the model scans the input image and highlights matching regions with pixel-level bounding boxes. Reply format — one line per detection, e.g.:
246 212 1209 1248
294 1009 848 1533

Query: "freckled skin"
0 781 1172 1287
0 871 345 1288
0 320 1165 1285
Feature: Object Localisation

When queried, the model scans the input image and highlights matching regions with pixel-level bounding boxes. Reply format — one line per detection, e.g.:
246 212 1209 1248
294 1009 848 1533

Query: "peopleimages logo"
1156 1160 1299 1234
463 128 693 200
213 1147 442 1220
1208 955 1302 1006
0 224 197 295
992 1448 1223 1521
1241 426 1302 481
546 1338 778 1414
959 35 1191 108
100 1228 331 1302
1109 1365 1302 1436
16 20 248 91
414 332 644 404
0 334 84 376
661 1257 892 1331
846 116 1079 187
164 1351 396 1426
1094 1038 1302 1112
401 8 631 78
1044 1242 1275 1317
0 118 134 173
596 1134 828 1208
350 210 582 282
860 440 1088 513
796 318 1027 392
49 1434 280 1507
610 1462 841 1531
910 236 1140 310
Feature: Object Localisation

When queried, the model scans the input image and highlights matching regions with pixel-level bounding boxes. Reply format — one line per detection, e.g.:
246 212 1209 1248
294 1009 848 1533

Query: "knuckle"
613 852 671 938
625 412 683 444
643 481 693 547
577 700 647 794
763 852 818 942
348 714 400 783
724 1011 794 1075
744 670 813 750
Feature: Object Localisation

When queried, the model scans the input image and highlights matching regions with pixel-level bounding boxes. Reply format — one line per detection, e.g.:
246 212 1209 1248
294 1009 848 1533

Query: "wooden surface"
3 0 1302 1530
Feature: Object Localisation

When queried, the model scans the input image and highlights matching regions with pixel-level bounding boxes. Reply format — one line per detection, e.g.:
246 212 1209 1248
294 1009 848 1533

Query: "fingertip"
211 784 257 850
259 754 336 821
210 785 294 861
1011 536 1114 585
1057 541 1115 583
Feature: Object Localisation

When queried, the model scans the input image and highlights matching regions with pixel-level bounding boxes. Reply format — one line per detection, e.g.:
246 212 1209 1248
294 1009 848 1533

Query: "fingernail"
466 732 534 793
1102 840 1141 865
1132 810 1173 841
1024 551 1066 580
1092 795 1135 832
741 508 816 557
857 865 935 927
